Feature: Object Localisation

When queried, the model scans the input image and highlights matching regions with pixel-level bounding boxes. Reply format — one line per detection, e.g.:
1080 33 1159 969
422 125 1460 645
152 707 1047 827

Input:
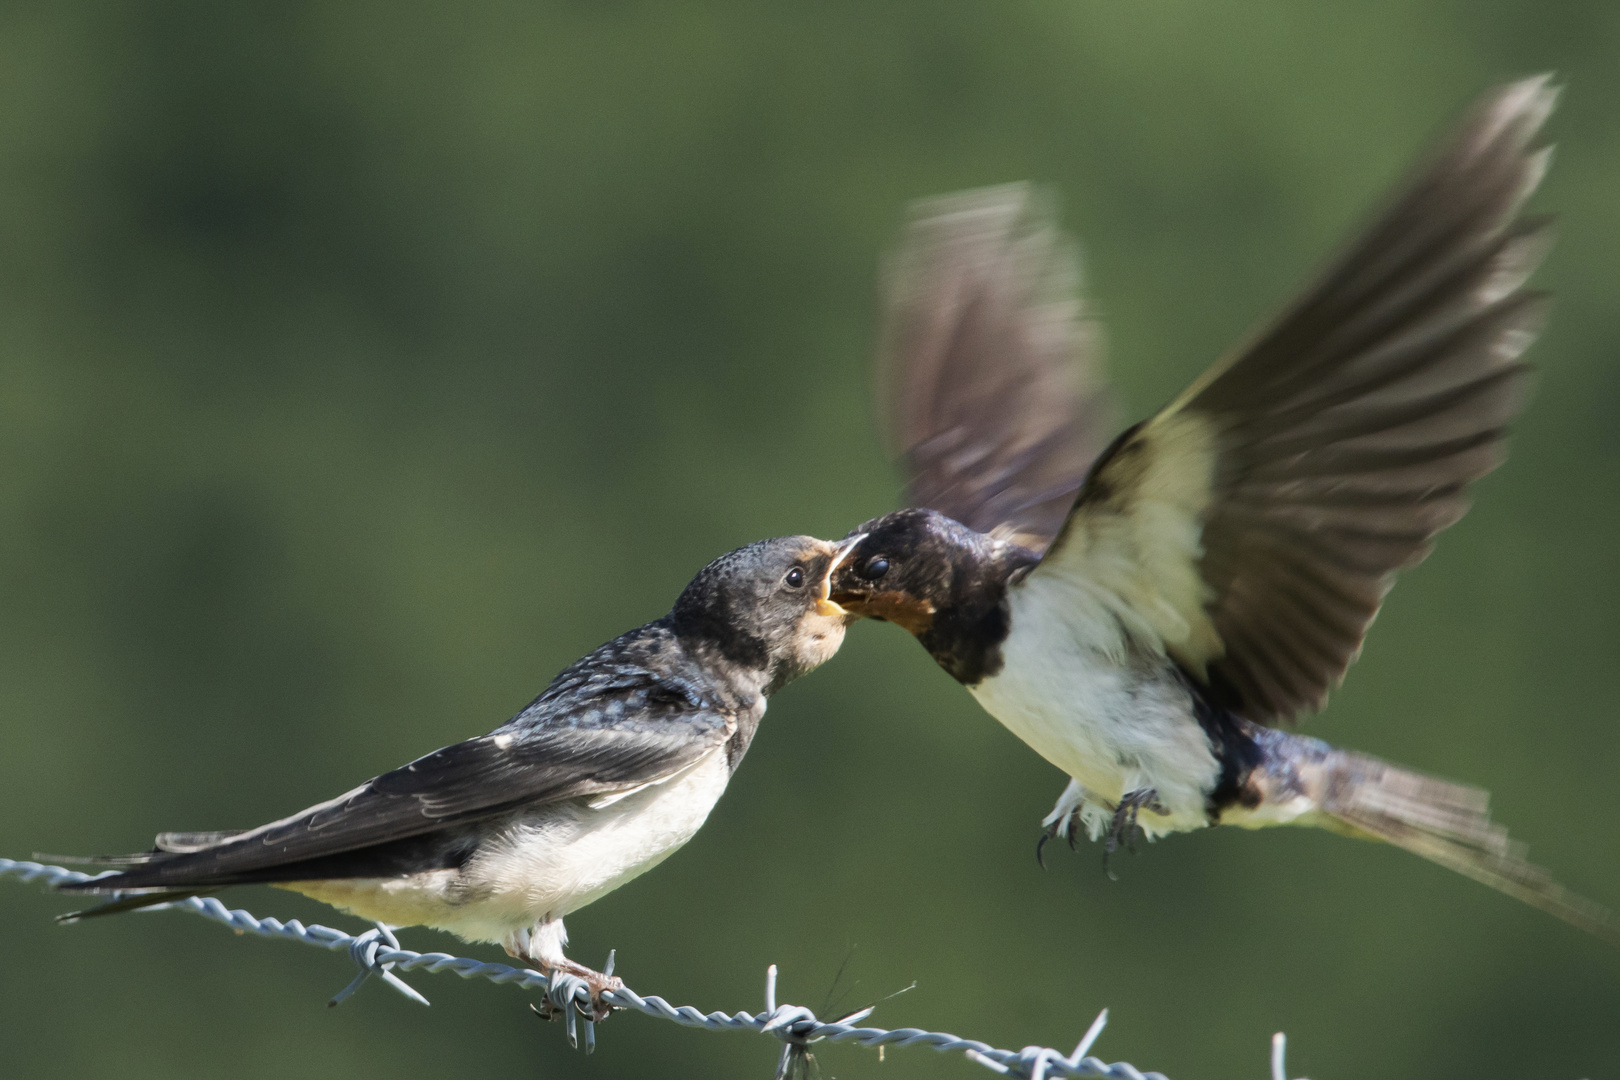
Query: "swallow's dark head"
669 534 857 694
826 508 1004 638
827 508 1039 683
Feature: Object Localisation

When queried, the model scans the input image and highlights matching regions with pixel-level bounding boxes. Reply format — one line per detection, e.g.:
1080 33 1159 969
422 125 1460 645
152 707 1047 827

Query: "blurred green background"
2 2 1618 1078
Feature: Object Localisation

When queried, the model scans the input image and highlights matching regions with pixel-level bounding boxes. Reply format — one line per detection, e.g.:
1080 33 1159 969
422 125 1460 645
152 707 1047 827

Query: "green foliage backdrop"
2 2 1617 1077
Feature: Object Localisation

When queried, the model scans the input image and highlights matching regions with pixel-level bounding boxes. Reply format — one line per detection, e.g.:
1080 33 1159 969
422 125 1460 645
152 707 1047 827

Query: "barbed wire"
2 858 1303 1079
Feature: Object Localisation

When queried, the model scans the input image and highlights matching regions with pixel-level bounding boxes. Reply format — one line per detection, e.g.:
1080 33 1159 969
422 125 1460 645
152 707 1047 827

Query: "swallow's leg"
506 921 624 1023
1102 788 1167 878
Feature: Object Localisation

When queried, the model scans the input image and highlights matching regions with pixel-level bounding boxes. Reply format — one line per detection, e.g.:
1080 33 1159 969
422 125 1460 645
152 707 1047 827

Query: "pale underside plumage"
286 748 733 955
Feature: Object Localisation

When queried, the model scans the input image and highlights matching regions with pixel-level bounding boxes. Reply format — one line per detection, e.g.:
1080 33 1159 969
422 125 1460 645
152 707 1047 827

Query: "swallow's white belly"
286 746 734 943
967 583 1218 837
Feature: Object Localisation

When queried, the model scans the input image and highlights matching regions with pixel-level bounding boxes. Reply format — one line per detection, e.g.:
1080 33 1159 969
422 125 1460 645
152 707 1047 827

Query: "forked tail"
1242 728 1620 946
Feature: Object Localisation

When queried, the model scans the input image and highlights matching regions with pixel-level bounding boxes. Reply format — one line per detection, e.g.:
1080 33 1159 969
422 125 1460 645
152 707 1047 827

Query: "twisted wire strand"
4 858 1297 1079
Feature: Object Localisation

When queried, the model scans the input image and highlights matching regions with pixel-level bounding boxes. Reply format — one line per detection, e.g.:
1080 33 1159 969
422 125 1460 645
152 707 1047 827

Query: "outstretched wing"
1028 76 1556 724
879 184 1116 555
61 699 733 892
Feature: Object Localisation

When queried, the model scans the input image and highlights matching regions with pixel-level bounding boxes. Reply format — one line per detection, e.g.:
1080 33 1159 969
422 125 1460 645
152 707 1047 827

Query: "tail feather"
47 830 251 913
1314 750 1620 947
37 851 174 869
153 830 248 853
37 831 249 870
56 889 210 923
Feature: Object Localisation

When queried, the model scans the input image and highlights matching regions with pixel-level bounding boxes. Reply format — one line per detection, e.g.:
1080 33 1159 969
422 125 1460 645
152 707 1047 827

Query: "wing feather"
60 703 732 892
880 184 1116 553
1029 76 1556 723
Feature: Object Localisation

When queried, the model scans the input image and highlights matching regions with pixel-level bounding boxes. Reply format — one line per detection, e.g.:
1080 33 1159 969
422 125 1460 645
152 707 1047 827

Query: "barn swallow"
52 534 858 1017
830 77 1619 942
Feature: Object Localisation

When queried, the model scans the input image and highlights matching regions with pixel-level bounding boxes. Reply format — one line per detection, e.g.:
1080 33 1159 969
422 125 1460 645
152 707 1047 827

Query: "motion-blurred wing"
1029 76 1555 724
880 184 1115 555
61 705 732 892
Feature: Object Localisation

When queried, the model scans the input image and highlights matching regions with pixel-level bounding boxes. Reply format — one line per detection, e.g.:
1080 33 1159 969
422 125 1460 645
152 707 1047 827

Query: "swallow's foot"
533 958 624 1023
1102 788 1166 879
504 927 624 1025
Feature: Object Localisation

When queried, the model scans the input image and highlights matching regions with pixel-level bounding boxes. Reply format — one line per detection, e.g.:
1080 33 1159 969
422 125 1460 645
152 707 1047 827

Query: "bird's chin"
795 616 849 672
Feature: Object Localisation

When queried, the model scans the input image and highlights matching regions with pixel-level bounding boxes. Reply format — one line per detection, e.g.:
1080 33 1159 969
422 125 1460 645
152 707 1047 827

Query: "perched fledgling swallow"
830 77 1619 942
51 535 857 1015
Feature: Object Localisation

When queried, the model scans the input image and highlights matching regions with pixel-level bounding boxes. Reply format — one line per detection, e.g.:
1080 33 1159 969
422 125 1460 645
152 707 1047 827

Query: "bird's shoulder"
509 620 756 741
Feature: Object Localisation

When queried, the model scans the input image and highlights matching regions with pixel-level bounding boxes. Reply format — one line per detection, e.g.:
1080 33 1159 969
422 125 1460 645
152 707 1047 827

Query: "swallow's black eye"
783 567 805 589
861 556 890 580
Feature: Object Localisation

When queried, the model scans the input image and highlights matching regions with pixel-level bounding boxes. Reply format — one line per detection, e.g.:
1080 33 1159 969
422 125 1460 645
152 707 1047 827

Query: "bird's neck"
915 539 1038 686
651 623 772 709
664 634 772 773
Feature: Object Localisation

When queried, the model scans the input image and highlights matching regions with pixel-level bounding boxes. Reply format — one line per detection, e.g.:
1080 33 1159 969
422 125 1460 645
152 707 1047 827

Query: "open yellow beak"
814 533 866 619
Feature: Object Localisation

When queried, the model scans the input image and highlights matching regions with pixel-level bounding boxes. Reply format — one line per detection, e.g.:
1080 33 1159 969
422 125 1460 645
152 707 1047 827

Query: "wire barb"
329 923 431 1007
543 971 592 1051
1271 1032 1309 1080
4 857 1287 1076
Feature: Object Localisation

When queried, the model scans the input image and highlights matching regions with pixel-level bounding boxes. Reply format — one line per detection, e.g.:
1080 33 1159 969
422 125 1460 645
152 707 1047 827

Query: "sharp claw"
1036 828 1053 869
526 961 623 1032
1040 798 1092 868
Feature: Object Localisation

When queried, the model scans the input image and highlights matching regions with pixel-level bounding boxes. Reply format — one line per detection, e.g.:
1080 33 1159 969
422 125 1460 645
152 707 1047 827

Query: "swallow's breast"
279 746 736 946
967 580 1220 826
450 746 735 936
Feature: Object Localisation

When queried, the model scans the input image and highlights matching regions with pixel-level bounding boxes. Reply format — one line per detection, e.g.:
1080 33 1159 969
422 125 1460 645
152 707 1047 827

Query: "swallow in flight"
829 77 1618 942
51 535 857 1016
